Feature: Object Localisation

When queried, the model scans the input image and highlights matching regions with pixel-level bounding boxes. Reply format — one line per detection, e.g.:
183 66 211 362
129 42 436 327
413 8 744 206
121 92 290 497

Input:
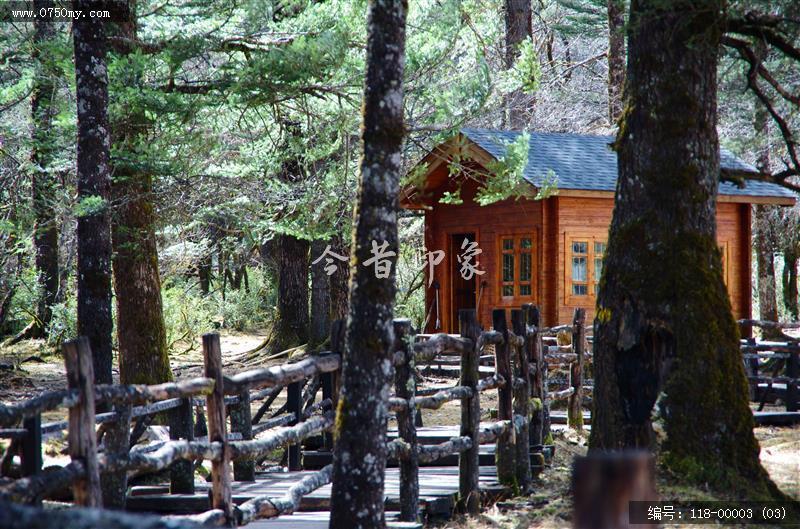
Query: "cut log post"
568 308 585 430
744 336 759 401
321 319 344 451
101 402 131 509
511 308 531 491
393 319 419 522
63 337 102 507
525 304 546 446
458 309 481 515
491 309 515 487
202 333 232 522
230 390 255 481
787 349 799 412
20 414 42 480
572 451 658 529
286 381 302 471
168 397 195 494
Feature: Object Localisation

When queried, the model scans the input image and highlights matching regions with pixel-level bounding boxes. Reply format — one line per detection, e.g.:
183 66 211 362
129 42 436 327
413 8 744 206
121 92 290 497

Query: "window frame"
497 232 538 302
564 234 607 305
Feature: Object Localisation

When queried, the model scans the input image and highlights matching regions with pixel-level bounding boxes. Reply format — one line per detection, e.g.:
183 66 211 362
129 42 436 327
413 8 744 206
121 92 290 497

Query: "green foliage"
73 195 107 218
477 133 535 205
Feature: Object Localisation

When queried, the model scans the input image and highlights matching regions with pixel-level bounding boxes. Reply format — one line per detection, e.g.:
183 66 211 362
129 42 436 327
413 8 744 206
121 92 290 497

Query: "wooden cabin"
402 128 797 332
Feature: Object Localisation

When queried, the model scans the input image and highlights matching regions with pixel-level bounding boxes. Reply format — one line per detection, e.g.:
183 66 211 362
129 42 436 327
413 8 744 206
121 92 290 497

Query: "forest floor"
0 331 798 528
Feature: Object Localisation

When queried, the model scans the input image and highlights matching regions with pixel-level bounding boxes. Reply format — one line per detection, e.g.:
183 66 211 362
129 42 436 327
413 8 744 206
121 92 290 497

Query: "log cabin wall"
423 185 753 332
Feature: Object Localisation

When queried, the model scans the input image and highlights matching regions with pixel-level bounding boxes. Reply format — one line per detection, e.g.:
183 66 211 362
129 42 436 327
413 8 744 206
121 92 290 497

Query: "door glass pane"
572 256 587 281
502 238 513 251
520 253 531 281
502 253 514 282
520 284 531 296
503 285 514 296
594 241 606 254
520 238 532 249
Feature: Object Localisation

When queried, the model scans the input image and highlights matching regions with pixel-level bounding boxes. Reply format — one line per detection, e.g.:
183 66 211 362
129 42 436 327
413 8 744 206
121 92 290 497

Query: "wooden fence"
0 305 561 527
739 320 799 413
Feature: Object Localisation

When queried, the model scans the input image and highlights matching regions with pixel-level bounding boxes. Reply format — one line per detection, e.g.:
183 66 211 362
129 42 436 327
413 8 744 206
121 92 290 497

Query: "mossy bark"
328 0 407 525
111 4 172 385
606 0 625 124
589 0 785 500
73 1 114 385
31 0 60 338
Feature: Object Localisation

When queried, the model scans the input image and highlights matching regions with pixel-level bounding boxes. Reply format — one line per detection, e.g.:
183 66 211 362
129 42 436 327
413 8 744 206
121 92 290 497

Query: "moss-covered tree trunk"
110 3 172 385
309 239 331 348
268 234 310 354
589 0 782 499
328 0 407 525
73 1 114 385
29 0 60 339
606 0 625 124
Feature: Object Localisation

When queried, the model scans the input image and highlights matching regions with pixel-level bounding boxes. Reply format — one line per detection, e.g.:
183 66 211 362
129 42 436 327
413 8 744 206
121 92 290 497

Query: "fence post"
511 308 531 491
458 309 481 515
230 390 255 481
170 397 195 493
102 403 131 508
63 337 102 507
525 304 547 446
745 336 758 401
787 347 799 412
491 309 515 486
203 333 233 521
321 319 345 451
568 308 585 430
20 414 42 479
287 381 302 471
394 319 419 522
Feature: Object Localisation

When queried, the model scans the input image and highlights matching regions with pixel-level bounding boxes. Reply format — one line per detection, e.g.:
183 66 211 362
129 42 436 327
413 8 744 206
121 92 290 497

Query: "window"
499 234 536 299
565 235 607 302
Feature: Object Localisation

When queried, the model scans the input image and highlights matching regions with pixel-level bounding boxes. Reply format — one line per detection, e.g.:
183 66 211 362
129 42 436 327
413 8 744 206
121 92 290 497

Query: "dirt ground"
1 331 798 528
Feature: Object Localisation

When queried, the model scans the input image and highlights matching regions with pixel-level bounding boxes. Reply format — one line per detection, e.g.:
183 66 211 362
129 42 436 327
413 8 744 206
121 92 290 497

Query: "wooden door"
450 233 477 331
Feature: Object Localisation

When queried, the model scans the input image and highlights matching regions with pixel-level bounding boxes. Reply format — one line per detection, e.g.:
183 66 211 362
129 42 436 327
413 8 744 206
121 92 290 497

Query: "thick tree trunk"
783 250 799 320
328 0 407 525
504 0 532 129
309 239 331 348
589 0 781 498
267 234 309 354
606 0 625 124
73 0 114 385
111 4 172 385
328 233 350 321
30 0 59 338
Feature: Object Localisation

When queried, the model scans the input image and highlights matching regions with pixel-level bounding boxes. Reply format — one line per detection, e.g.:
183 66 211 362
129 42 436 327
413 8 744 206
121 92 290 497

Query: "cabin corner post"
458 309 481 515
102 402 131 509
63 336 102 507
393 318 419 522
491 309 515 487
568 308 586 430
202 332 233 522
511 308 532 491
230 389 255 481
169 396 195 494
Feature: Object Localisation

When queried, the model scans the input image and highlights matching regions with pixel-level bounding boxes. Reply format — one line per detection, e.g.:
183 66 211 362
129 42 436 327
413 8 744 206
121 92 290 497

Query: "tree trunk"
73 0 114 385
783 250 799 321
267 234 309 354
309 239 331 348
329 233 350 321
504 0 532 129
606 0 625 124
328 0 407 525
589 0 781 499
30 0 60 338
111 3 172 385
199 254 212 295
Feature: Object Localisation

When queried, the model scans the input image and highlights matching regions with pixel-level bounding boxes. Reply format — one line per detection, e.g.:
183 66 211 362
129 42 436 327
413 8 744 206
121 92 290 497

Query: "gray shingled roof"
460 128 796 200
